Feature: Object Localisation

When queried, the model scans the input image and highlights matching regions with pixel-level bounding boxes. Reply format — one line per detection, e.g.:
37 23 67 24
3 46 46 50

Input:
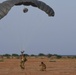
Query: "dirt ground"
0 57 76 75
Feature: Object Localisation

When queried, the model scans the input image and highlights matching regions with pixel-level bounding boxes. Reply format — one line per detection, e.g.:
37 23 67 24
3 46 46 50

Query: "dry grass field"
0 57 76 75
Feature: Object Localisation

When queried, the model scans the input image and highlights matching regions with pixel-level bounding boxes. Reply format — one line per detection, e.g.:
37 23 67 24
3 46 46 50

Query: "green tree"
47 54 52 58
38 53 45 56
3 54 11 58
12 54 19 57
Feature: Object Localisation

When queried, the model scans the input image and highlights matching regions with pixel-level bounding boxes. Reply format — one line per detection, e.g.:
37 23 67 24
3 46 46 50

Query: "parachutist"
20 51 27 69
23 8 28 13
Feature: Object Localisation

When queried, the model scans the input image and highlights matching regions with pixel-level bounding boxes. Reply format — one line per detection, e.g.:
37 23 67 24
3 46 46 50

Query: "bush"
56 55 62 59
3 54 11 59
38 53 45 56
47 54 52 58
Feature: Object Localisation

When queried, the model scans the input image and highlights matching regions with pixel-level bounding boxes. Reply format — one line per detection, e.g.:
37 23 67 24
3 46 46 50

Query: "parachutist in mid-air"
0 0 55 20
23 8 28 13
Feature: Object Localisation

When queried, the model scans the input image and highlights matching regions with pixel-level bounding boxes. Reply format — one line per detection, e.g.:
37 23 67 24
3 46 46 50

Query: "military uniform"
20 55 27 69
40 62 46 71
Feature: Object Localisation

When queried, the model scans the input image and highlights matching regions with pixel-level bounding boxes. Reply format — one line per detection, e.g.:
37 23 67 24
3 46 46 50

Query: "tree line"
0 53 76 59
0 53 61 58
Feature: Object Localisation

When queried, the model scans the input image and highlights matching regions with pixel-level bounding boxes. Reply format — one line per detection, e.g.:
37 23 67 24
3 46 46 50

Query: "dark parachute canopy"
0 0 55 20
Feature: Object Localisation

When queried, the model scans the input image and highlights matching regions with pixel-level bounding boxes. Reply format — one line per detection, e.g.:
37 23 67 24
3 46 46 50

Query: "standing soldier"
39 62 46 71
20 51 27 69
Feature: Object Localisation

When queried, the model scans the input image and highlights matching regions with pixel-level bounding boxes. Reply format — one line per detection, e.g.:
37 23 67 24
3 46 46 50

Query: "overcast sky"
0 0 76 55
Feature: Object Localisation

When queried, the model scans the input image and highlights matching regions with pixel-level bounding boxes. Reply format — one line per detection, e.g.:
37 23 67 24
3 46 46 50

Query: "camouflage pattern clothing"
20 54 27 69
39 62 46 71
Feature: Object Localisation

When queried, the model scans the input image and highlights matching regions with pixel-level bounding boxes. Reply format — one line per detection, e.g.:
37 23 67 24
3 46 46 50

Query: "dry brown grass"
0 57 76 75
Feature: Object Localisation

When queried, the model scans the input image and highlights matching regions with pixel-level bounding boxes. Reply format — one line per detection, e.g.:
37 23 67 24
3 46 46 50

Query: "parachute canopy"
0 0 55 20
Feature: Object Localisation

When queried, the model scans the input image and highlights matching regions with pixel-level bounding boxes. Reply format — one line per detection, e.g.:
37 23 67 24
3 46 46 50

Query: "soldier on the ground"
39 62 46 71
20 51 27 69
